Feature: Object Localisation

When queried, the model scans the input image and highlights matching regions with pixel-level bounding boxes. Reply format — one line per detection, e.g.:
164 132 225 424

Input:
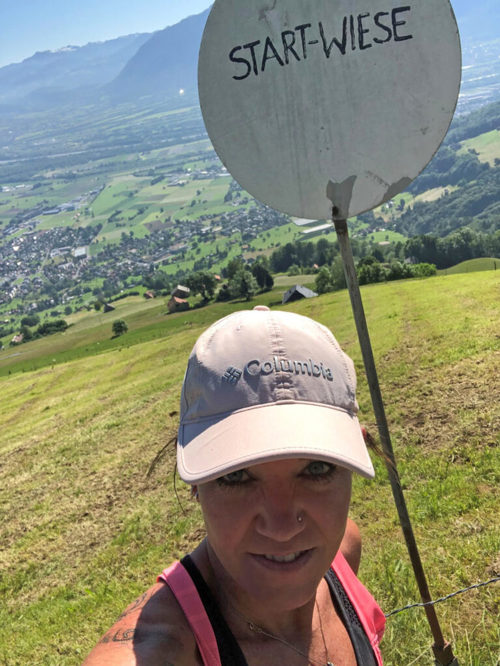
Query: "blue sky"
0 0 212 67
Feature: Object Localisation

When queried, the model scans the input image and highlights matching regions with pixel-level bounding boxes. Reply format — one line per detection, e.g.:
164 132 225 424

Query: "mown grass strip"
1 271 499 664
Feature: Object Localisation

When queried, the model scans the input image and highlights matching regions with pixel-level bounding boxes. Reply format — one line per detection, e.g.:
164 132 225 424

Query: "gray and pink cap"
177 307 375 483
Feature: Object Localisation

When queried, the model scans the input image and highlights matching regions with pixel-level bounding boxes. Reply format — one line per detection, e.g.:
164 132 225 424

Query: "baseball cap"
177 306 375 483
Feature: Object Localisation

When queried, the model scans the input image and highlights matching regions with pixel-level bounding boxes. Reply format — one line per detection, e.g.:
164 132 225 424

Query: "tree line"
398 166 500 236
11 317 69 345
404 228 500 268
446 99 500 145
184 257 274 303
407 98 500 198
267 227 499 274
407 146 491 197
142 226 498 309
314 257 436 294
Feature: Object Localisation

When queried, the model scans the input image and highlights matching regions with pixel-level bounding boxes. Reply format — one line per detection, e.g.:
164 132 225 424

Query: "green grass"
89 181 134 217
1 272 499 664
273 273 316 287
460 130 500 166
366 229 407 243
37 212 79 230
250 222 302 252
85 173 236 239
438 257 500 275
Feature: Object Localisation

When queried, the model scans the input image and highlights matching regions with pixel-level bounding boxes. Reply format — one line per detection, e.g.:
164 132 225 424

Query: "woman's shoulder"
340 517 362 574
83 581 202 665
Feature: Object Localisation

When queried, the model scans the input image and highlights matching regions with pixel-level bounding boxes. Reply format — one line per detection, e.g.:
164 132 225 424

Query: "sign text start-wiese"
229 6 413 81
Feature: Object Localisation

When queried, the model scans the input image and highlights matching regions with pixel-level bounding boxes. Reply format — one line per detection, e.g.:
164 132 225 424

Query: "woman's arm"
82 582 200 665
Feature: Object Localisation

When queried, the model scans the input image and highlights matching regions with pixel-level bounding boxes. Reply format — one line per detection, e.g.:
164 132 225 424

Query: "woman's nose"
254 491 304 541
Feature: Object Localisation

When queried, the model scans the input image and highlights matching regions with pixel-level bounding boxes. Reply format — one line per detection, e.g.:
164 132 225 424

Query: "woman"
84 306 385 665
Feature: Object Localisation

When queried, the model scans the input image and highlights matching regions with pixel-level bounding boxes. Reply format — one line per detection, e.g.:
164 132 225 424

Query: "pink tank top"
158 551 385 665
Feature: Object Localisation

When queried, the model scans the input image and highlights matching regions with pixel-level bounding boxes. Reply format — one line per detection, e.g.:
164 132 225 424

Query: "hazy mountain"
0 2 497 111
0 33 151 107
105 2 497 102
107 8 210 101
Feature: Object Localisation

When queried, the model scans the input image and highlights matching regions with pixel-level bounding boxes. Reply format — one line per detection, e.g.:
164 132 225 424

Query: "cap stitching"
267 314 292 401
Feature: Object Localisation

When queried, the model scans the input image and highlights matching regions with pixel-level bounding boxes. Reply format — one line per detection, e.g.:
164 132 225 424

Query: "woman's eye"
304 461 336 478
217 469 250 486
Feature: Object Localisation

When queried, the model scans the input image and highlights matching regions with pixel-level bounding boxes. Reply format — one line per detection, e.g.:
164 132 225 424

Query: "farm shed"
168 297 190 313
282 284 318 305
171 285 190 299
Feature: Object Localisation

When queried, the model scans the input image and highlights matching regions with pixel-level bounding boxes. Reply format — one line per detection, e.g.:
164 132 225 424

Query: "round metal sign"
198 0 461 219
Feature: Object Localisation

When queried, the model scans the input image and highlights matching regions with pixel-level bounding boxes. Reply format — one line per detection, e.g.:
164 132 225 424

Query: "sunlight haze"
0 0 212 67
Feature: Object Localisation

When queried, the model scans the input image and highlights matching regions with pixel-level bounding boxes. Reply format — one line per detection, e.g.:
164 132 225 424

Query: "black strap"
180 555 248 665
181 555 377 666
324 568 378 666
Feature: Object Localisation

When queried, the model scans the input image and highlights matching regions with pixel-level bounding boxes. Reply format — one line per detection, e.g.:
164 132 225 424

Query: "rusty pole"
333 216 458 666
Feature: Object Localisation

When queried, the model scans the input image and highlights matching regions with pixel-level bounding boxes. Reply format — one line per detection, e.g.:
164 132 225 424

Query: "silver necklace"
240 599 334 666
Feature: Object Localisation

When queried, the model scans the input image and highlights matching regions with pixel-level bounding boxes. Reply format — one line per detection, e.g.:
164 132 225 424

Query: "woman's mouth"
263 551 304 563
250 548 313 570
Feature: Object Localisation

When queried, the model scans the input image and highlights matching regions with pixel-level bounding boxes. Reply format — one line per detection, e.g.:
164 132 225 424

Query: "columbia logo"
222 367 242 385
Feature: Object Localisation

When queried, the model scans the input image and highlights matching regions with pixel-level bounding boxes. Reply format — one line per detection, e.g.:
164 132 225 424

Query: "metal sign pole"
333 217 458 666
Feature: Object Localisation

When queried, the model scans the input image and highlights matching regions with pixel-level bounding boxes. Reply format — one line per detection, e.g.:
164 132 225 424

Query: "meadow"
438 257 500 275
1 271 499 665
460 130 500 166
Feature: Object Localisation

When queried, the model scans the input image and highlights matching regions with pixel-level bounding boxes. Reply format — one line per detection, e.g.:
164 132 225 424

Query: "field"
460 130 500 166
1 271 499 665
438 257 500 275
273 273 316 288
3 94 500 333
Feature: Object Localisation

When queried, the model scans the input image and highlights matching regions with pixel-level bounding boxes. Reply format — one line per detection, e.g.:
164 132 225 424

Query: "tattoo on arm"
100 628 135 644
117 591 153 620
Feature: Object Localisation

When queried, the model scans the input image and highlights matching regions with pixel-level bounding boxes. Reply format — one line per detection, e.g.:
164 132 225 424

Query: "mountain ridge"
107 9 210 101
0 2 498 111
0 33 152 106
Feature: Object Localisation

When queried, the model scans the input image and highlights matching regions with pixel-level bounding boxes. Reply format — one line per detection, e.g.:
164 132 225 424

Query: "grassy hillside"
460 130 500 166
438 257 500 275
1 272 499 665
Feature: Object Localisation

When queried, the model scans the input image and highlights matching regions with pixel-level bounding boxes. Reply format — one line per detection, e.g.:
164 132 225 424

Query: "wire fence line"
385 575 500 618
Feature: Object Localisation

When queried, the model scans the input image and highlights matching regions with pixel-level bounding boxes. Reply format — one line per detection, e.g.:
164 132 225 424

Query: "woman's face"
197 458 352 611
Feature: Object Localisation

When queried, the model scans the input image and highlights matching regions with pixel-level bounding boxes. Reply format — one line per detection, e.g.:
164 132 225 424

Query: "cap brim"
178 402 375 483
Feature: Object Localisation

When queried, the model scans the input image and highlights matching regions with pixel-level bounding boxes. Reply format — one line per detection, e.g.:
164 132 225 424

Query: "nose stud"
297 514 304 523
